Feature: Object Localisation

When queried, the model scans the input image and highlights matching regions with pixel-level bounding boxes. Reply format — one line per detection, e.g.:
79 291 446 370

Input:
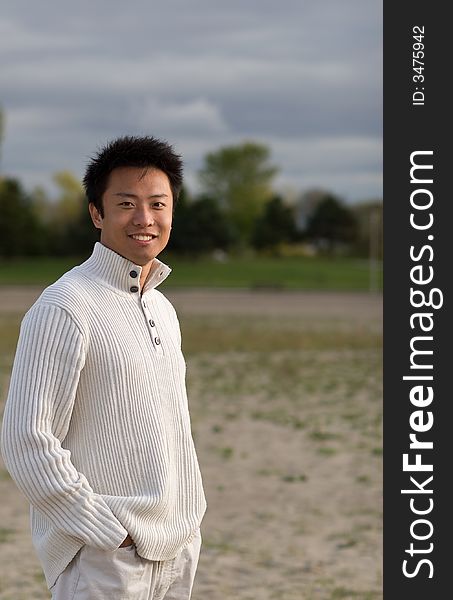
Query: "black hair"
83 135 183 215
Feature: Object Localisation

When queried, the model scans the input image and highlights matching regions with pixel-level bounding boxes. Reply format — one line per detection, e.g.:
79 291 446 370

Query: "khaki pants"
50 531 201 600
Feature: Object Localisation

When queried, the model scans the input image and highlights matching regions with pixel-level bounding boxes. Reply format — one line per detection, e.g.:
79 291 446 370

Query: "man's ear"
89 203 103 230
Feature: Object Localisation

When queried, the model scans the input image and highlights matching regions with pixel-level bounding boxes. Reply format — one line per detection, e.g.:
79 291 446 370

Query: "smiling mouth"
129 234 158 241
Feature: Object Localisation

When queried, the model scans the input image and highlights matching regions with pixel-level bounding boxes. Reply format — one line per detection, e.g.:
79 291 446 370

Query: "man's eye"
120 202 134 207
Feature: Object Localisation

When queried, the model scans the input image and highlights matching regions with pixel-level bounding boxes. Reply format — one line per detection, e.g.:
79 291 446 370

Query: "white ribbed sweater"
1 243 206 588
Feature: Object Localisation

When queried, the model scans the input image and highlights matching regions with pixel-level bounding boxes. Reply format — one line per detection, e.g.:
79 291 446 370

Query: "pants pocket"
74 545 147 599
50 551 81 600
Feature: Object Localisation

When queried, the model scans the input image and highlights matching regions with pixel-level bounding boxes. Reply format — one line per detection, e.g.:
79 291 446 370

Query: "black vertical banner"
384 2 451 597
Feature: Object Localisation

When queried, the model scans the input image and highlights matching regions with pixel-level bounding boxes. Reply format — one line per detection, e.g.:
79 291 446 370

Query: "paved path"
0 286 382 320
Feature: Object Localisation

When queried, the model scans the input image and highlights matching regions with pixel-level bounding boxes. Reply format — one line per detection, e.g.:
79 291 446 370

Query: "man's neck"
140 261 154 290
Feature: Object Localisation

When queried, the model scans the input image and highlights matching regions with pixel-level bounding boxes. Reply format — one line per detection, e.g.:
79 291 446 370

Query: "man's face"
89 166 173 269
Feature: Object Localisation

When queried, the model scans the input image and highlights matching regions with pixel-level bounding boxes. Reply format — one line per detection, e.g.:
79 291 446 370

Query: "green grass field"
0 255 382 290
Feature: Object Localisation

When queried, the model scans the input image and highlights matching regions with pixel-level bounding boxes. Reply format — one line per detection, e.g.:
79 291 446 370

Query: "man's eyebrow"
113 192 169 199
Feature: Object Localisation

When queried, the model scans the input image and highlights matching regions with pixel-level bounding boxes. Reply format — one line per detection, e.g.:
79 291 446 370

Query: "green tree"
168 189 235 256
52 170 84 225
47 170 90 254
0 178 47 257
351 201 383 259
304 194 358 254
198 141 277 244
0 107 4 169
252 195 297 251
64 205 100 257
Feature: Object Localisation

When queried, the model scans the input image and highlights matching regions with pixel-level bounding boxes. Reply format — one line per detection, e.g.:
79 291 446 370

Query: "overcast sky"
0 0 382 203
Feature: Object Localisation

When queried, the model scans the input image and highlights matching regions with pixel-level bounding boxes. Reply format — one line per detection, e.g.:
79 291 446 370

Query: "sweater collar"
79 242 172 295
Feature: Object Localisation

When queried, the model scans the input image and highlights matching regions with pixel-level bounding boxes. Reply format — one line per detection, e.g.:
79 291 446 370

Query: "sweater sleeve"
0 302 128 550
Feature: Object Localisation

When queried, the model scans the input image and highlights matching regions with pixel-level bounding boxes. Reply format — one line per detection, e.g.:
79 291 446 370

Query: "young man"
1 136 206 599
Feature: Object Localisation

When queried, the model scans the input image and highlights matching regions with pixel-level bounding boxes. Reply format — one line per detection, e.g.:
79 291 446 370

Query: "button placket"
129 269 139 293
141 299 163 355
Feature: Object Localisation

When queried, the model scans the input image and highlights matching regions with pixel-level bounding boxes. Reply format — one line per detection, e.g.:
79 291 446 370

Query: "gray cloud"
0 0 382 201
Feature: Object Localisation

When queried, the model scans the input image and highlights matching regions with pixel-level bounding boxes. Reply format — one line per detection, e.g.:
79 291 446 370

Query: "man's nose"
132 207 155 227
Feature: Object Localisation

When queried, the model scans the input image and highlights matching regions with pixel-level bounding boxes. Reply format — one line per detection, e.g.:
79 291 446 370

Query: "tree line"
0 136 382 260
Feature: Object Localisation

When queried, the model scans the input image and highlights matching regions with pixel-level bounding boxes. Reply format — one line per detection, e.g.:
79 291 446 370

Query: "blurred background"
0 1 382 598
